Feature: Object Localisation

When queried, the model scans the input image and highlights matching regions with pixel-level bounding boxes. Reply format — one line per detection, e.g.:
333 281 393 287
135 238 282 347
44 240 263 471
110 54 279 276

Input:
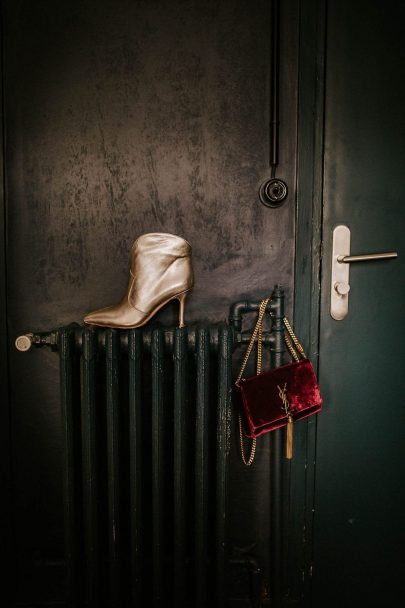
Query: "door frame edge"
285 0 327 604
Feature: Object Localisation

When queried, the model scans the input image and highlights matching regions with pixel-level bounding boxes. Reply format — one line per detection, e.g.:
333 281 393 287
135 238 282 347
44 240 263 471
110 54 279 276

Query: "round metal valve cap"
15 335 33 352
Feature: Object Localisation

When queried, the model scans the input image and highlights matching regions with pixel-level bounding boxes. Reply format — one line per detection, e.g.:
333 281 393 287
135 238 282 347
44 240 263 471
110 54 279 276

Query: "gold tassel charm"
286 416 293 460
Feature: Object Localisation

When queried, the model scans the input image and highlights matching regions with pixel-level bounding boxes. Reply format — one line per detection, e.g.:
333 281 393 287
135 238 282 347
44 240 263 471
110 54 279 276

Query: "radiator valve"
15 334 34 352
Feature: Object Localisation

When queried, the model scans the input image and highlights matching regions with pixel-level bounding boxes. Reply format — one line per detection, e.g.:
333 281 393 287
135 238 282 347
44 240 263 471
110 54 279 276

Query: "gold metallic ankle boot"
84 233 193 329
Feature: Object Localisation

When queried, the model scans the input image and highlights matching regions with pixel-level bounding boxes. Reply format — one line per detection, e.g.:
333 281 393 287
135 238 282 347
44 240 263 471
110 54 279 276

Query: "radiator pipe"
216 325 233 607
195 328 210 607
173 327 188 606
128 329 143 605
59 328 81 607
229 300 274 333
228 288 286 606
15 324 274 353
16 299 280 352
151 328 166 606
228 285 284 332
81 328 99 607
105 329 122 607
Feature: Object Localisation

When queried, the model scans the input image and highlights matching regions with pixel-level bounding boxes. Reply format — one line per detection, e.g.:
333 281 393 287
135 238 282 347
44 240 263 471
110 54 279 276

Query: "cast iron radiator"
18 286 286 608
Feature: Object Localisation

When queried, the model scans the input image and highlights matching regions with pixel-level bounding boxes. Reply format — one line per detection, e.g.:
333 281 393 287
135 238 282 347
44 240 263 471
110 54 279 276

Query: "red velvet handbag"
235 298 322 464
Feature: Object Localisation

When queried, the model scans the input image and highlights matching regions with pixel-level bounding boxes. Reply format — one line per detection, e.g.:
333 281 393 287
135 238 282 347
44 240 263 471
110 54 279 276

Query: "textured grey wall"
4 0 299 602
6 0 297 332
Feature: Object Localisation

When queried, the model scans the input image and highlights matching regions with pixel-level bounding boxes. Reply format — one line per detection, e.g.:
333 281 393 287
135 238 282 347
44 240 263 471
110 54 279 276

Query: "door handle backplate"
330 225 398 320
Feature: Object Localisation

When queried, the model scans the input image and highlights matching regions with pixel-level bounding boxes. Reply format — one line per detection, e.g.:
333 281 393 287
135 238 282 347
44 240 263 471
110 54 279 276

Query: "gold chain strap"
236 298 270 466
283 316 307 358
236 304 307 466
238 413 256 466
235 298 269 386
284 334 299 362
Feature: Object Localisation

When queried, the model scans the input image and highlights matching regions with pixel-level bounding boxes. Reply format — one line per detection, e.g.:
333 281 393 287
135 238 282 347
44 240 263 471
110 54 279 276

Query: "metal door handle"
338 252 398 263
330 225 398 320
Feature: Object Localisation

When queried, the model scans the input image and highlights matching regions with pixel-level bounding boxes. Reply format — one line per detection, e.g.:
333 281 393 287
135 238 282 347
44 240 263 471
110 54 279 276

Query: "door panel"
313 1 405 605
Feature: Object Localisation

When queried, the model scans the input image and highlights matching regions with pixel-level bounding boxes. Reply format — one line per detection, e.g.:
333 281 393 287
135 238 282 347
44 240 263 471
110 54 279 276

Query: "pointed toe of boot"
84 305 119 327
84 301 147 329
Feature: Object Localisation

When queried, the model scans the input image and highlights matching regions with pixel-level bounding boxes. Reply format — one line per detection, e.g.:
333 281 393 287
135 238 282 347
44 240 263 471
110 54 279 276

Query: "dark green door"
313 1 405 605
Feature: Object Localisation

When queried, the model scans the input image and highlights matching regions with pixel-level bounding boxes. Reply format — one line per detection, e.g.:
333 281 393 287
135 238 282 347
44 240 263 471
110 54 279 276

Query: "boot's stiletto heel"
177 291 188 328
84 233 194 329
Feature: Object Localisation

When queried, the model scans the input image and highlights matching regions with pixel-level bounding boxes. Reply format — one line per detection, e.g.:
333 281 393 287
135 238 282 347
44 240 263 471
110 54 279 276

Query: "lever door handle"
330 225 398 320
338 252 398 263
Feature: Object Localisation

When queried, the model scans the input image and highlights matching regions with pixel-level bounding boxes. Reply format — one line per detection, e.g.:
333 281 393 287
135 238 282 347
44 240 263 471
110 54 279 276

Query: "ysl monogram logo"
277 383 294 460
277 383 292 419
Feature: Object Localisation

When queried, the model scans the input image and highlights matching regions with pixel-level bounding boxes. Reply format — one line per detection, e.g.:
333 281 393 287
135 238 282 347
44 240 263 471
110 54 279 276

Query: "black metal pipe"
151 328 165 607
128 329 143 606
59 328 80 607
195 328 210 607
81 329 99 607
21 323 272 353
173 327 188 606
229 288 282 333
229 299 273 332
216 325 233 607
105 329 121 607
270 0 280 169
21 287 286 353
